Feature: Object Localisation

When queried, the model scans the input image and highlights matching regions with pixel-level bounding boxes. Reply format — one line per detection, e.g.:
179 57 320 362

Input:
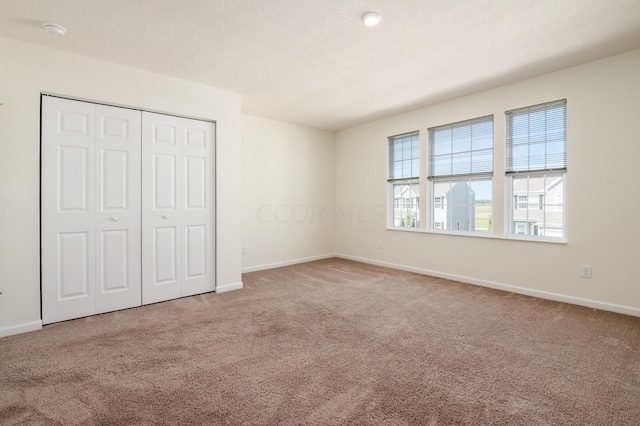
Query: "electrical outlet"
580 265 592 279
241 246 247 255
378 240 383 249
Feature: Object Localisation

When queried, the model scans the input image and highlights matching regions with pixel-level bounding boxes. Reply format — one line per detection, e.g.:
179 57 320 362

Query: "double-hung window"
388 131 420 228
506 99 567 239
428 116 494 233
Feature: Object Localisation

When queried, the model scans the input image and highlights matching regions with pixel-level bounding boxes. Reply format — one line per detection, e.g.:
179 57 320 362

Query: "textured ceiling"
1 0 640 130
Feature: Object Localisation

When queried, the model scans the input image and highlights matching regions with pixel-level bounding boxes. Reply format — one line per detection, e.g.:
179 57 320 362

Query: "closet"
41 96 215 324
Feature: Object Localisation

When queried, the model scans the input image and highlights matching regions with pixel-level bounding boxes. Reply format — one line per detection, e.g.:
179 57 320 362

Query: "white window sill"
385 227 568 244
386 226 423 233
502 234 567 244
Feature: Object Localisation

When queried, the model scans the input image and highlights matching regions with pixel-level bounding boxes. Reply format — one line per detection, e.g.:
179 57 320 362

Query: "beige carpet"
1 258 639 425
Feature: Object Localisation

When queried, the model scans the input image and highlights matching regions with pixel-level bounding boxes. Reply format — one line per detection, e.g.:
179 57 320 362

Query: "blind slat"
388 131 419 180
428 115 494 179
506 100 567 173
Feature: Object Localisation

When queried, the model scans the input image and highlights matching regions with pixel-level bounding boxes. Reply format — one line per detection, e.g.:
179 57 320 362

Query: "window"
434 196 443 209
507 99 567 239
515 195 528 210
428 116 493 233
388 131 420 228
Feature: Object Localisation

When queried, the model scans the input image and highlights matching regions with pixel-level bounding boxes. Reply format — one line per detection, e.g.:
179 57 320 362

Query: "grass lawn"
475 204 492 231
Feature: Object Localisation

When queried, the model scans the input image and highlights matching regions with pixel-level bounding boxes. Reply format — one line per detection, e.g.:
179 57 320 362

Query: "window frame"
388 131 420 229
507 171 567 241
430 177 494 234
506 99 567 241
428 115 494 235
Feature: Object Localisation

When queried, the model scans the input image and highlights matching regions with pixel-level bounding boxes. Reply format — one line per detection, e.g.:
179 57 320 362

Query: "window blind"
506 99 567 174
388 131 419 182
428 115 493 180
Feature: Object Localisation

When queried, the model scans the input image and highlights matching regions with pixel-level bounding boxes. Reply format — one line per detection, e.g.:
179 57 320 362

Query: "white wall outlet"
241 246 247 255
378 240 383 249
580 265 592 279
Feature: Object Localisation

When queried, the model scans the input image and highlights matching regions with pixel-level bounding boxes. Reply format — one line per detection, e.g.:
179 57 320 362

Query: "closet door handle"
110 216 119 222
162 215 170 219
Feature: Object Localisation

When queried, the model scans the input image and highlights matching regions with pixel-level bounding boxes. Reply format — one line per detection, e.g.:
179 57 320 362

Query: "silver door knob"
110 216 119 221
162 215 170 219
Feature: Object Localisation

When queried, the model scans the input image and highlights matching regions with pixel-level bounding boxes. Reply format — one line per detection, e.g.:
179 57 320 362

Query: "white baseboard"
241 253 335 274
215 281 243 293
0 320 42 339
336 253 640 318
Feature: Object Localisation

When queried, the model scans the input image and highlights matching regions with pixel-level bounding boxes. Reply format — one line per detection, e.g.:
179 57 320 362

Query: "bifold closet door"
141 112 215 305
41 96 142 324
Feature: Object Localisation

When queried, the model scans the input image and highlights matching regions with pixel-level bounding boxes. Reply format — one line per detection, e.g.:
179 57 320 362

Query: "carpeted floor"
1 258 639 425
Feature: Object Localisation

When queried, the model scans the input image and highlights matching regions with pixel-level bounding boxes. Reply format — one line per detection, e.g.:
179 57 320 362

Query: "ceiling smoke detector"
361 12 381 27
43 23 67 37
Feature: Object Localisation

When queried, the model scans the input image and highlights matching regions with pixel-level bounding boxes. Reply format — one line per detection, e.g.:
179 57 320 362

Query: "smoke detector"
43 23 67 37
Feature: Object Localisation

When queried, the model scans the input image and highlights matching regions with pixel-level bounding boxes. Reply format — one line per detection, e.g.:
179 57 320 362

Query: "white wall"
0 37 242 336
241 114 335 271
2 36 637 338
335 49 640 315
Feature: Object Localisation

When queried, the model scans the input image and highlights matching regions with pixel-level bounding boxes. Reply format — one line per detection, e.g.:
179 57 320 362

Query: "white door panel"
185 156 205 209
154 226 178 283
95 104 141 314
42 97 96 324
185 225 206 278
43 97 214 322
142 114 214 302
181 118 214 297
58 231 92 299
100 229 129 291
42 97 142 323
154 154 177 210
100 149 128 210
142 112 182 304
58 146 90 212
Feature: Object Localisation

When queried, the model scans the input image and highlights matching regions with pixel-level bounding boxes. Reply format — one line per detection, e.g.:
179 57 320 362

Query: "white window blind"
506 99 567 174
388 131 419 182
428 116 493 179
